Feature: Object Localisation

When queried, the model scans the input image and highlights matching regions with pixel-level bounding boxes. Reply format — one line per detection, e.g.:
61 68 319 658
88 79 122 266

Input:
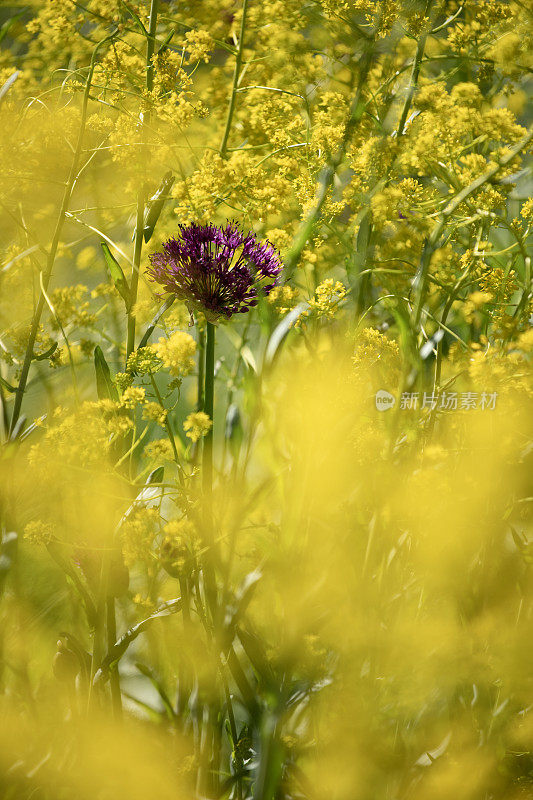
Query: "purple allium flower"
147 222 283 321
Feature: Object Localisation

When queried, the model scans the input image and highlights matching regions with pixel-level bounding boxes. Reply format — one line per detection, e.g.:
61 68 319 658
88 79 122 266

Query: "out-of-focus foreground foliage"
1 0 533 798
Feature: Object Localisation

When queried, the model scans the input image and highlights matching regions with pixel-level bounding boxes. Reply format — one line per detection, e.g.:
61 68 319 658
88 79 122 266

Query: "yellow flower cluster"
305 279 347 322
184 30 214 64
267 285 299 315
143 438 175 463
120 386 146 409
152 332 197 378
183 411 212 443
49 285 96 330
126 347 162 375
462 291 494 325
142 402 167 427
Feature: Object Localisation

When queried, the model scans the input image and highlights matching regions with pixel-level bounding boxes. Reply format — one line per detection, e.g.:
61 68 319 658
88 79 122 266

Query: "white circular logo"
375 390 395 411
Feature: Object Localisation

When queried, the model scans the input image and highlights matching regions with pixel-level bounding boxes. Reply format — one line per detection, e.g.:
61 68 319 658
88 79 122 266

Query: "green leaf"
143 171 175 243
32 342 57 361
225 403 243 460
0 70 19 103
264 302 308 367
118 467 165 528
135 662 177 720
238 625 276 690
46 541 97 627
0 375 16 393
57 630 92 680
101 242 131 309
94 345 119 402
240 345 257 373
94 597 182 684
221 570 262 651
137 296 175 349
0 10 27 47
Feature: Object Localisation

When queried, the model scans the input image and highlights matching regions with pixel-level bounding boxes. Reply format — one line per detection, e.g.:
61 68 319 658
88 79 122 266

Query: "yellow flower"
183 411 212 443
120 386 146 409
184 29 214 63
143 402 167 427
305 279 347 321
143 438 175 462
152 331 196 378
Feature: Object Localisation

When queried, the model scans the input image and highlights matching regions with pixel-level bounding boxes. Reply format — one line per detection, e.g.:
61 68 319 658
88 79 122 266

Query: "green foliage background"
1 1 533 799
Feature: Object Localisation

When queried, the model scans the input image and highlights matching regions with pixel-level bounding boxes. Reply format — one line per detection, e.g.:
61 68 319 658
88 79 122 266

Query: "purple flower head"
147 222 283 321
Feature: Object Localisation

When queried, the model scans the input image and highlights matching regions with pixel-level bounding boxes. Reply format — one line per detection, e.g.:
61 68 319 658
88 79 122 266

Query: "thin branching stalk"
106 596 122 719
201 322 218 618
203 321 215 499
395 0 435 138
149 373 180 462
220 0 249 159
283 44 374 279
411 124 533 329
9 30 117 435
126 0 160 361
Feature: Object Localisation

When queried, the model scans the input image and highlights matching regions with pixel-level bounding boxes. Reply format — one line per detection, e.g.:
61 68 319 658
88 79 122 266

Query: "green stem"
125 0 159 363
126 190 145 361
150 373 179 462
203 322 215 497
201 322 218 622
197 326 205 411
9 30 117 435
220 0 249 158
283 45 374 279
87 545 112 712
106 596 123 719
395 0 434 138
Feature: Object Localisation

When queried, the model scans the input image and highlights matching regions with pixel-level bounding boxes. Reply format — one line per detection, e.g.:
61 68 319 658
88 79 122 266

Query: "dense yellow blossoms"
152 332 197 377
183 411 212 443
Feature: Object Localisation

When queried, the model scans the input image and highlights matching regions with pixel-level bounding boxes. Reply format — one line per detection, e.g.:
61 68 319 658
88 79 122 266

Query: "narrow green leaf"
222 570 262 651
118 467 165 528
9 415 26 441
46 541 97 627
135 662 177 720
137 296 175 349
0 70 19 102
0 532 17 597
94 597 182 684
143 171 175 243
32 342 57 361
238 625 276 689
0 375 16 393
101 242 131 309
264 302 308 366
94 345 119 402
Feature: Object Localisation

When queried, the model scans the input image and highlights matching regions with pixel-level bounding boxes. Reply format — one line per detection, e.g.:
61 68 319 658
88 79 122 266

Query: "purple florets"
147 222 283 321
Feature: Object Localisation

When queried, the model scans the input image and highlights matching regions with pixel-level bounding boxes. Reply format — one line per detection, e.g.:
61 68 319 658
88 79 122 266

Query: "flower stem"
9 30 117 435
203 322 215 497
220 0 249 158
106 596 122 719
202 322 218 618
125 0 159 363
197 326 205 412
126 189 145 362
